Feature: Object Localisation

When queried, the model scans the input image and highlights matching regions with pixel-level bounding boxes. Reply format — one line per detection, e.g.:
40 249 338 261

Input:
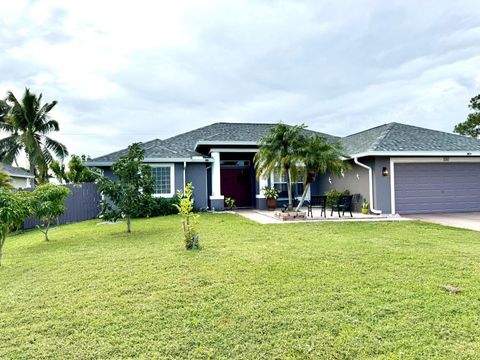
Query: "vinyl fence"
22 182 101 230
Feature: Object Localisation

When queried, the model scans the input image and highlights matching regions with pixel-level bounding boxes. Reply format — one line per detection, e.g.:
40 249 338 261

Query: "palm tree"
0 89 68 186
295 135 350 211
0 170 12 189
255 123 306 211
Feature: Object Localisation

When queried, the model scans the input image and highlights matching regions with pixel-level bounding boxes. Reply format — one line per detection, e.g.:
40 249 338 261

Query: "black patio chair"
331 195 353 217
307 195 327 218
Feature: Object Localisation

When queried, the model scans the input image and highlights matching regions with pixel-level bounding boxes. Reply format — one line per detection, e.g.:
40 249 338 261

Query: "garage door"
394 162 480 214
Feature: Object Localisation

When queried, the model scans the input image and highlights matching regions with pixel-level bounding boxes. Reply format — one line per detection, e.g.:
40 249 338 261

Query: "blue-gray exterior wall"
372 157 392 214
185 163 208 209
312 160 370 212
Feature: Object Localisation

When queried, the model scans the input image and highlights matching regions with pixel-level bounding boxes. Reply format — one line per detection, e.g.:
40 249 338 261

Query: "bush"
150 197 179 217
325 189 350 207
174 183 200 250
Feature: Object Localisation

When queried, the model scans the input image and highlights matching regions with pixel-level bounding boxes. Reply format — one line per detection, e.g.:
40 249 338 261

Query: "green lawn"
1 214 480 359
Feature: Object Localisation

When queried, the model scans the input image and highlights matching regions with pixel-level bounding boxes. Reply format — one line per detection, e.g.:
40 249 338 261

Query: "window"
272 170 304 198
151 164 174 197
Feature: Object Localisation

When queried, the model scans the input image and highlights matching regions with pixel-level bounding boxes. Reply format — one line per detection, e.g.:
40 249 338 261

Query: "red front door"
221 168 252 207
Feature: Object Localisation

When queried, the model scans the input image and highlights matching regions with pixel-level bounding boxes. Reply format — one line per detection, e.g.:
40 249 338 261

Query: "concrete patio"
236 208 409 224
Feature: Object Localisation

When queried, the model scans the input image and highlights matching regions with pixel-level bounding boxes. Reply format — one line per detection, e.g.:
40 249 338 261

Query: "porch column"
209 151 224 210
255 171 269 210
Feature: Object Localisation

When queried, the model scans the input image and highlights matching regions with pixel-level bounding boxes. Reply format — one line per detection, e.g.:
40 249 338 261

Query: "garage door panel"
394 162 480 214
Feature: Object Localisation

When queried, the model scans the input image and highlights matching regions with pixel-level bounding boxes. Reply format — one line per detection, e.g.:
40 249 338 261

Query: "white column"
210 151 224 200
256 172 269 198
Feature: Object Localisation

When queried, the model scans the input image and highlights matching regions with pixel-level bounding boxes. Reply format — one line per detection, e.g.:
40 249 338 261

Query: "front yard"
1 214 479 358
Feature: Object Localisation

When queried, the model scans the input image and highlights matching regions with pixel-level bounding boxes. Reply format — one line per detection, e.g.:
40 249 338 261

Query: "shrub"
174 183 199 250
225 197 236 210
325 189 350 207
134 196 179 218
31 184 70 241
0 190 31 265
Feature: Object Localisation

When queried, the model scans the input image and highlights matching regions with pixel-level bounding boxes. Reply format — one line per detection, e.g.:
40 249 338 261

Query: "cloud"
1 0 480 159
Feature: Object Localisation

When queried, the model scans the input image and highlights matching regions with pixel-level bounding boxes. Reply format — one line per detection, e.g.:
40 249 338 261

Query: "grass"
1 214 480 359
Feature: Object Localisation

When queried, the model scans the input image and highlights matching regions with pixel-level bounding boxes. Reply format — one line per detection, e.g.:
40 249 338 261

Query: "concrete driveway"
405 212 480 231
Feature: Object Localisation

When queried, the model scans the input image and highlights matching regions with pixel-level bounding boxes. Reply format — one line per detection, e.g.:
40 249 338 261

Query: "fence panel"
22 183 101 230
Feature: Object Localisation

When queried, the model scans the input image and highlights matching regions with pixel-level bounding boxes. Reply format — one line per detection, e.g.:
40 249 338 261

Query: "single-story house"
0 163 34 189
86 122 480 215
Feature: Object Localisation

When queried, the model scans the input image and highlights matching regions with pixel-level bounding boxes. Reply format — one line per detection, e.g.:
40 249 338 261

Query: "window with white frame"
151 164 174 196
272 169 304 198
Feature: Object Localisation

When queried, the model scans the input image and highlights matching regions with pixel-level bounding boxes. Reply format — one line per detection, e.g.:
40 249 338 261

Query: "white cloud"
1 0 480 158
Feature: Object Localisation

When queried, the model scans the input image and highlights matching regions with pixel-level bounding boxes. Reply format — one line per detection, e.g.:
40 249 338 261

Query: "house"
0 163 34 188
86 122 480 215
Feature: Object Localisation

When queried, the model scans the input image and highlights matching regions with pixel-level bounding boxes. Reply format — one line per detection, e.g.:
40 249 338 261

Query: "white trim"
211 152 222 198
86 157 212 167
209 195 225 200
348 151 480 159
150 163 175 198
389 156 480 214
5 173 35 179
354 158 382 214
195 140 257 150
208 148 258 154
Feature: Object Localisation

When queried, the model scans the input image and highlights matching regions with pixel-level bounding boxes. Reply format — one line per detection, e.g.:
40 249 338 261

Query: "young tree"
97 143 154 233
0 89 68 185
31 183 70 241
454 94 480 138
0 190 31 265
174 183 200 249
294 135 350 211
255 123 306 211
50 160 68 184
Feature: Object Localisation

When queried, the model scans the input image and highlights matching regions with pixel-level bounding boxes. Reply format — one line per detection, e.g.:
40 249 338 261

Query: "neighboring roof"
342 122 480 156
0 163 34 178
88 122 338 164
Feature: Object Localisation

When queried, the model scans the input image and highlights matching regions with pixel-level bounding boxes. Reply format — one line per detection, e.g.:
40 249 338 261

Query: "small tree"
0 190 31 265
31 183 70 241
174 183 200 249
97 143 154 233
454 94 480 138
50 155 99 184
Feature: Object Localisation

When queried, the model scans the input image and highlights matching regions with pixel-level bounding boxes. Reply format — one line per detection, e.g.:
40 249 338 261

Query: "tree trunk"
286 167 293 211
0 235 4 266
44 221 50 241
29 161 36 189
127 216 131 233
295 183 311 212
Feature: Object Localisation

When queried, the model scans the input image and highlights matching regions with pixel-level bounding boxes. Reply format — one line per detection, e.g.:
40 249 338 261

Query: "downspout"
183 161 186 192
354 157 382 215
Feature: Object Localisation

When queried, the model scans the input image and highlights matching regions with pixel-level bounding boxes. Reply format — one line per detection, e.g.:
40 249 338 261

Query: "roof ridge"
370 123 398 151
387 122 480 142
342 123 391 139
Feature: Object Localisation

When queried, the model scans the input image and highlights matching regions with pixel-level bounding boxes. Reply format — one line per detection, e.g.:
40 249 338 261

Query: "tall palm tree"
255 123 306 211
0 89 68 186
295 135 350 211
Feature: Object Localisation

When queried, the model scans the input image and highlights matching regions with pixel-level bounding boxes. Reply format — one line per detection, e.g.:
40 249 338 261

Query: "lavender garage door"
394 162 480 214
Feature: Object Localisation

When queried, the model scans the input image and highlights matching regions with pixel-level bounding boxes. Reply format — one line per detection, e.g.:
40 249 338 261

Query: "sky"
1 0 480 162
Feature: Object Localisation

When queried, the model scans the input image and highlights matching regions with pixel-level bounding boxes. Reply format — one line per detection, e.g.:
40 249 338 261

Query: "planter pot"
266 198 277 210
361 208 369 215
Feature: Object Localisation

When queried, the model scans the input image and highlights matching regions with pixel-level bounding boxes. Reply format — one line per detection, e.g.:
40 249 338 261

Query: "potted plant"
361 198 369 214
262 186 279 210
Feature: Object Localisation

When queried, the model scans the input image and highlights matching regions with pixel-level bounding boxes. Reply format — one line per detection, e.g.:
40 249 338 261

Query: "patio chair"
307 195 327 218
331 195 353 217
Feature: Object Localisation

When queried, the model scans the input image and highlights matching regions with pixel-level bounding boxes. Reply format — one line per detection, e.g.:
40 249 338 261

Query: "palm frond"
44 136 68 159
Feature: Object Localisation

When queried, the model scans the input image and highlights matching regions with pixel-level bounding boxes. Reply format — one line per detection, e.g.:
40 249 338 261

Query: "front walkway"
236 208 409 224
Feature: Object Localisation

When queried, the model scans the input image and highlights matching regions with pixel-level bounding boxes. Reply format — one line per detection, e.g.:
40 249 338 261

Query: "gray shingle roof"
341 122 480 155
88 121 480 164
89 122 339 163
0 163 33 178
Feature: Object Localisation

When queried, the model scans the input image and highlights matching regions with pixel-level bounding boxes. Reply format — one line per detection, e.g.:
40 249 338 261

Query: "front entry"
220 164 253 208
